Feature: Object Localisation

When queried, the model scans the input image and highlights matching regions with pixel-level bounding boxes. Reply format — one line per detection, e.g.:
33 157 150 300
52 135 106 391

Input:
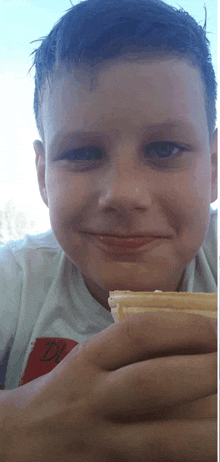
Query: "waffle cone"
108 291 217 322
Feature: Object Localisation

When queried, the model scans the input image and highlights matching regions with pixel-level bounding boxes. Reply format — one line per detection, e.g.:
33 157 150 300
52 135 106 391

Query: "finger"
103 419 217 462
93 352 217 419
156 393 217 421
80 312 217 370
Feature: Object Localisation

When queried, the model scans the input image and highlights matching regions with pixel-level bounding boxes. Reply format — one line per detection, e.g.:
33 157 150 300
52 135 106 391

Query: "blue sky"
0 0 218 236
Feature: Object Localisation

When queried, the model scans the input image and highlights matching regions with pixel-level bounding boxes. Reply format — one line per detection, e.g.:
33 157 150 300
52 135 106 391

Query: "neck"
83 272 185 312
84 277 111 311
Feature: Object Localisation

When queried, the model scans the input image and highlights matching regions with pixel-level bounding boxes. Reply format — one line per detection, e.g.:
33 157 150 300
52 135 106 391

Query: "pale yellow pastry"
108 290 217 322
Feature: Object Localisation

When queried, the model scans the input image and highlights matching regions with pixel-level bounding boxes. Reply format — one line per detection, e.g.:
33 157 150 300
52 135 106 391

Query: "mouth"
82 232 170 254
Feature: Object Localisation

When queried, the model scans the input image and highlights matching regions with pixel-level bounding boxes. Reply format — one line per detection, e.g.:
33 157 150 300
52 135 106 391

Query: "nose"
97 153 153 213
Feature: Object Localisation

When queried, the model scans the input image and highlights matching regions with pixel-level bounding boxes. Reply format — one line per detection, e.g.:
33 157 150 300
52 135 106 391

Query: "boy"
0 0 217 460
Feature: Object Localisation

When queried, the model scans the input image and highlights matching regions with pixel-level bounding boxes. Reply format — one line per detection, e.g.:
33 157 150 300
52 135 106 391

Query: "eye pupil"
77 147 101 160
147 142 179 158
68 146 102 160
157 143 173 157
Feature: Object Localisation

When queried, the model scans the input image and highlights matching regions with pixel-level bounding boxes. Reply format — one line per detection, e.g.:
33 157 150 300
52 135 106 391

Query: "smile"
83 233 168 255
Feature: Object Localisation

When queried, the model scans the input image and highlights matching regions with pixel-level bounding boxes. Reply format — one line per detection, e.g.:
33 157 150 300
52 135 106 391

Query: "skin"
34 55 217 310
1 57 217 459
1 314 217 461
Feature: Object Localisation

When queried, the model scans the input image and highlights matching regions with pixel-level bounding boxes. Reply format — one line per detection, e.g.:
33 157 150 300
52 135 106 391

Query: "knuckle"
122 313 144 342
145 426 169 462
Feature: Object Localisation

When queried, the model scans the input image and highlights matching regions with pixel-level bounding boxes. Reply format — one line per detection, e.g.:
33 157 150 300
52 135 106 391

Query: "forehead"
41 56 208 147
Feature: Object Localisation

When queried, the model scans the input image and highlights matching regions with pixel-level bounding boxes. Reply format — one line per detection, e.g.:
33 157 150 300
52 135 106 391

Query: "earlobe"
33 140 49 208
210 128 218 203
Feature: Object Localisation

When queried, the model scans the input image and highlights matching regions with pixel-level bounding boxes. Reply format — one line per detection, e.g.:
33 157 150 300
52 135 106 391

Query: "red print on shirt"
19 337 78 386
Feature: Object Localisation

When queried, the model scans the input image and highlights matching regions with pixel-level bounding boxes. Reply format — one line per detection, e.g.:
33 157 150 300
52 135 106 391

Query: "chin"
95 261 180 294
98 274 162 293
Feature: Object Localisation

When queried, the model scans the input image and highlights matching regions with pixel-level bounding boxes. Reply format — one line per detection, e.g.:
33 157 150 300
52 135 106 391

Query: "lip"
83 232 169 254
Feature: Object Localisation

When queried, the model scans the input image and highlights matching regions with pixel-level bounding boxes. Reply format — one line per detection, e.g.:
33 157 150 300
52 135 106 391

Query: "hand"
1 312 217 462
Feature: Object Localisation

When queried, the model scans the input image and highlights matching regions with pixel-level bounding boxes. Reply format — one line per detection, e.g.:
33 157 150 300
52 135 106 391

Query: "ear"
210 128 217 203
33 140 49 208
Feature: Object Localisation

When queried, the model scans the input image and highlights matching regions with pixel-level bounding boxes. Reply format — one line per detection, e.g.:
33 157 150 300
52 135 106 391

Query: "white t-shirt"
0 209 217 390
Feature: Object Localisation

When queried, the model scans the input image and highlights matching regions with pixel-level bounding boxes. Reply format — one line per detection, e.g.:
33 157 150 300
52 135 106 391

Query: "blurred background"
0 0 218 245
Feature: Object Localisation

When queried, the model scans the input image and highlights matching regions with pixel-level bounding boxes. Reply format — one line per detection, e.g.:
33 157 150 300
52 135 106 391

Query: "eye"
62 146 102 161
145 142 186 158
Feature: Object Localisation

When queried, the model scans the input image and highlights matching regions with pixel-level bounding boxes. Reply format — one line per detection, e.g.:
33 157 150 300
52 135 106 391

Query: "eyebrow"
49 119 199 151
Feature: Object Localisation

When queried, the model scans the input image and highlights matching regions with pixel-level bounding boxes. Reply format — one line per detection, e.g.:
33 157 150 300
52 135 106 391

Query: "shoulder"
0 228 60 253
199 207 217 289
203 207 217 252
0 229 61 266
0 229 62 312
209 207 217 231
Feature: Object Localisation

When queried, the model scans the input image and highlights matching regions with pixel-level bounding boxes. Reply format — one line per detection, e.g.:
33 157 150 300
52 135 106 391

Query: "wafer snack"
108 291 217 322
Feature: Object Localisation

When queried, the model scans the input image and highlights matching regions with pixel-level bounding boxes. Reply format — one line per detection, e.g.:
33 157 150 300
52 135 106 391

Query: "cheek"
155 159 211 251
183 157 212 212
167 157 211 210
172 160 211 247
47 170 90 217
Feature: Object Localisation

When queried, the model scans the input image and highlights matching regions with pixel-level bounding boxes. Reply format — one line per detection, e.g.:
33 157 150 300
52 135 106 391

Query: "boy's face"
34 55 217 309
